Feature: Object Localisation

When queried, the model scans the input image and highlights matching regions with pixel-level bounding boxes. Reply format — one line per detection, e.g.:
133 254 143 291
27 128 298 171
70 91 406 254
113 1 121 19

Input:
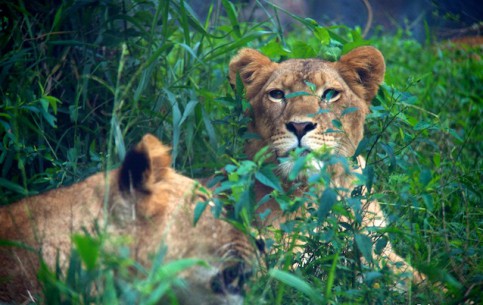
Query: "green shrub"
0 1 480 304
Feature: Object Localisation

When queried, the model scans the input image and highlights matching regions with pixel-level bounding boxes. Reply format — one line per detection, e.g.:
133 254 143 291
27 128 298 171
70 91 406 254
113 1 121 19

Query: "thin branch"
361 0 373 38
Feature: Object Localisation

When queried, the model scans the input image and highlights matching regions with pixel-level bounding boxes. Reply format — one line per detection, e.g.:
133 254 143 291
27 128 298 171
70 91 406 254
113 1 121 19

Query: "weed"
0 1 480 304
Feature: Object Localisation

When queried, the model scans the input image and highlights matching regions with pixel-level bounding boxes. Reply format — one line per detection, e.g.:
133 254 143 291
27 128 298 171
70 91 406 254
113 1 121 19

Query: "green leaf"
235 189 251 217
43 95 61 114
177 43 203 64
103 271 119 305
39 98 57 128
413 121 432 130
422 193 434 211
0 239 36 252
331 119 342 129
179 100 198 126
353 136 370 158
325 252 339 299
72 234 100 270
355 233 373 264
364 271 382 284
448 128 463 142
69 105 78 122
201 107 216 147
260 40 290 57
419 168 432 188
221 0 240 38
0 178 28 195
51 4 63 31
351 29 363 42
380 143 396 171
374 237 388 255
304 80 317 92
341 107 359 116
224 164 237 173
144 282 172 305
363 165 374 193
258 208 272 221
235 73 245 102
285 91 312 99
203 31 271 61
236 160 256 175
288 155 307 181
433 152 441 167
327 27 349 44
112 116 126 161
156 258 206 279
67 147 77 164
269 269 322 302
324 89 336 101
255 166 282 191
314 26 330 45
193 201 208 225
253 146 271 163
318 188 337 221
291 41 317 58
342 40 369 54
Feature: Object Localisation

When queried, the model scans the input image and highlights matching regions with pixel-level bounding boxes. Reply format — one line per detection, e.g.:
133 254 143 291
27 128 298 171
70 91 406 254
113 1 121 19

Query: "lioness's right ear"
119 134 171 195
336 46 385 103
229 48 278 99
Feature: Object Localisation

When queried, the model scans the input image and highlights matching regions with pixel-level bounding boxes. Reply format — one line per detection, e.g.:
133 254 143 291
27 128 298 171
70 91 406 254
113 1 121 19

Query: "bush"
1 1 480 304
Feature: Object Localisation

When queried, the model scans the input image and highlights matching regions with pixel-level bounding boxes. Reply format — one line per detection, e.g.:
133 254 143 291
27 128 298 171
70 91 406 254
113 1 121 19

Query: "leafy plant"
0 1 480 304
38 231 204 305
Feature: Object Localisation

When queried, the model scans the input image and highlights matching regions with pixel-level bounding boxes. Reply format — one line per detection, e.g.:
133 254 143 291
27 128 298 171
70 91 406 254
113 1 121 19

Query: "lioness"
228 46 424 283
0 134 254 305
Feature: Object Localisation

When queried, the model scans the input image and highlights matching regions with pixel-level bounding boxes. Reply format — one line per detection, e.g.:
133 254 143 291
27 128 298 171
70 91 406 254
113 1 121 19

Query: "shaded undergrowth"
0 1 480 304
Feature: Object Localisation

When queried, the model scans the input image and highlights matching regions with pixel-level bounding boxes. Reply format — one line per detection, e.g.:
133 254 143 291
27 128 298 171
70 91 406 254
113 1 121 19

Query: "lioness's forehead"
280 58 329 71
269 59 340 88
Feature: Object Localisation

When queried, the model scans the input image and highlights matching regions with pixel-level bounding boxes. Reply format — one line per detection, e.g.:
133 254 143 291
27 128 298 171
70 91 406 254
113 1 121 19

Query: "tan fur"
229 47 424 284
0 134 254 305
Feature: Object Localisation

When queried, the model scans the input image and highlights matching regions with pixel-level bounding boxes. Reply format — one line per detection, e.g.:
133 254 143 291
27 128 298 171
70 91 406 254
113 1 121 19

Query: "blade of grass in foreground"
269 269 323 303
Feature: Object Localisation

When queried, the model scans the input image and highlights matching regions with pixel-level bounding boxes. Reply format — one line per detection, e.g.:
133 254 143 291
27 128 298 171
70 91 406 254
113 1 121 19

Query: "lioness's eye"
268 89 285 101
321 89 340 102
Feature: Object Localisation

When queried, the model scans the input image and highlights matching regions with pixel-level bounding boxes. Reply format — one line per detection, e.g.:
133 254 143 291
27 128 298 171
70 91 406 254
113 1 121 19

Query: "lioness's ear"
229 48 278 99
119 134 171 194
336 46 385 103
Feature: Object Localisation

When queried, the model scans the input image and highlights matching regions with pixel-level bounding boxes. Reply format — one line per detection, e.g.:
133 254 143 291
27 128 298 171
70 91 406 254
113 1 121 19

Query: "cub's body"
1 135 252 305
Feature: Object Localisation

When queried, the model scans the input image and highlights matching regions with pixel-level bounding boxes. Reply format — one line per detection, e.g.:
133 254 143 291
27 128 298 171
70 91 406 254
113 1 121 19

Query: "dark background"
189 0 483 41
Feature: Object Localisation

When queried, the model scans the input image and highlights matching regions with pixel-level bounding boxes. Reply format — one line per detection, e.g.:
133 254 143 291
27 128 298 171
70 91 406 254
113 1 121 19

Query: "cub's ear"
336 46 385 103
229 48 278 100
119 134 171 195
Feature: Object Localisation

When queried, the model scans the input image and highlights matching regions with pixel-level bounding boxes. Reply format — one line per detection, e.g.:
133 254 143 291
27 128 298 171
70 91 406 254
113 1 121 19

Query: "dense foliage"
1 0 481 304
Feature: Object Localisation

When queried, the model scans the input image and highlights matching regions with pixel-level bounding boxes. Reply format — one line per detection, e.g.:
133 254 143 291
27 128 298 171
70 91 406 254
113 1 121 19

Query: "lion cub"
0 134 254 305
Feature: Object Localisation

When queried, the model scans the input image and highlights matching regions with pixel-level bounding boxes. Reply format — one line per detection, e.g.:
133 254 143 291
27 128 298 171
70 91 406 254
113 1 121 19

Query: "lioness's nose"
286 121 317 140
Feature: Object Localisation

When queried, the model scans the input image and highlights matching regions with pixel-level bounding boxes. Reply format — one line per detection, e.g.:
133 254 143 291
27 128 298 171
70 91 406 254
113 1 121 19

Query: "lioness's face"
229 47 385 177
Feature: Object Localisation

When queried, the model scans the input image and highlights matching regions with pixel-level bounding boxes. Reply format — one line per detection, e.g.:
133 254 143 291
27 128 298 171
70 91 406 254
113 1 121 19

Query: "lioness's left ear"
336 46 385 102
119 134 171 195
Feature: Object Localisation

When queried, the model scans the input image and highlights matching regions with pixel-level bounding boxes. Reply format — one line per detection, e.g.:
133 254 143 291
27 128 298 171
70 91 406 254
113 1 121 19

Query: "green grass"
0 0 481 304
